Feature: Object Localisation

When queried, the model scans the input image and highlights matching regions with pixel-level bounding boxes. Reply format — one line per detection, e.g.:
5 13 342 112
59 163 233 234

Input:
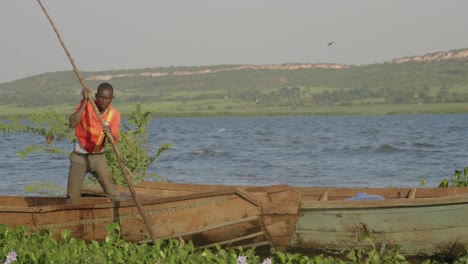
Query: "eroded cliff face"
85 48 468 81
85 63 348 81
391 49 468 64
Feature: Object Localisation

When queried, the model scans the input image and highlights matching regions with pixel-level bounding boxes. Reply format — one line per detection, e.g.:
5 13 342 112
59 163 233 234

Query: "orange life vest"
74 101 120 153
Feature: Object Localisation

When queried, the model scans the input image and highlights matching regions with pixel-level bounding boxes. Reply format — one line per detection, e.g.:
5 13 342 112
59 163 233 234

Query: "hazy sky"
1 0 467 83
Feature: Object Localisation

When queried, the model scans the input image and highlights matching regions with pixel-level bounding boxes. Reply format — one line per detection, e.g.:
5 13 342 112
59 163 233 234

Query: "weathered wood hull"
0 182 301 251
131 182 302 251
291 186 468 259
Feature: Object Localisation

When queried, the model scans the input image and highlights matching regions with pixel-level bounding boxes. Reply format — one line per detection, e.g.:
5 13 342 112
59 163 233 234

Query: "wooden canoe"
0 181 301 251
291 186 468 259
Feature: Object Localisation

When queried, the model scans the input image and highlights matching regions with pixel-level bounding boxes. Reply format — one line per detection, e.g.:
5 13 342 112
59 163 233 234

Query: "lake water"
1 114 467 195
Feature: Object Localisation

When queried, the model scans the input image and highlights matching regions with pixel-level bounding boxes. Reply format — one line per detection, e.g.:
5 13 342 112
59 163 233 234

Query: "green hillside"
1 58 468 117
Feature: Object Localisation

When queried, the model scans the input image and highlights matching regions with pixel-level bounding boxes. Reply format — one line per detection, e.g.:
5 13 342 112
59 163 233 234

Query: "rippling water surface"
1 114 467 195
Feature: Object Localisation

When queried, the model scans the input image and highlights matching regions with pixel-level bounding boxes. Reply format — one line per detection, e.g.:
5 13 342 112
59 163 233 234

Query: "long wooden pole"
36 0 157 243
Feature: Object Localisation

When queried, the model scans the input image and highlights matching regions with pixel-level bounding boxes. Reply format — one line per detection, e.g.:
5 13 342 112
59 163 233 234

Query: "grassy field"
1 102 467 119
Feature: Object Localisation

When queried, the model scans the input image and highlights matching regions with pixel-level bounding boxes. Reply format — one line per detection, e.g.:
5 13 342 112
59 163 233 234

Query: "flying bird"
327 41 334 47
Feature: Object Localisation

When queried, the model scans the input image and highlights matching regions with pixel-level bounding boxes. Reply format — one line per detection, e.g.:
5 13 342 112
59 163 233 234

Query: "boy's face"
95 89 114 112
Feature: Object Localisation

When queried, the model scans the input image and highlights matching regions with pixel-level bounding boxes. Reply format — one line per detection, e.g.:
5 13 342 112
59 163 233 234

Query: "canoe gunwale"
301 193 468 209
0 188 255 213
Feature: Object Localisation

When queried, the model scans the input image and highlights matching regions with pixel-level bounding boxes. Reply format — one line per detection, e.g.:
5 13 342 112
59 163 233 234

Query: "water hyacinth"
3 252 17 264
237 255 272 264
237 255 247 264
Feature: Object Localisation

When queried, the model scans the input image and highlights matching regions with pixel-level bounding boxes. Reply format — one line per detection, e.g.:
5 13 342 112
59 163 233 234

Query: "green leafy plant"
23 182 66 196
0 223 459 263
353 222 380 264
439 167 468 187
419 178 426 186
0 108 74 150
0 104 170 195
104 104 171 186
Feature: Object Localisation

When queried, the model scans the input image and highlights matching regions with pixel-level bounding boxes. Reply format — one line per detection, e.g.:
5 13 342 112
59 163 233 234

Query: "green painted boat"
290 186 468 259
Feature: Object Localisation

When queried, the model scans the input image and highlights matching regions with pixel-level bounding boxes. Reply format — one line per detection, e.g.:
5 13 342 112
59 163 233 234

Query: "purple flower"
4 252 17 264
262 257 272 264
237 255 248 264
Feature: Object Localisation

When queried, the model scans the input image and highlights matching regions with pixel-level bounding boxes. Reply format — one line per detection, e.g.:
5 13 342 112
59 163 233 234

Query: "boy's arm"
69 99 87 128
